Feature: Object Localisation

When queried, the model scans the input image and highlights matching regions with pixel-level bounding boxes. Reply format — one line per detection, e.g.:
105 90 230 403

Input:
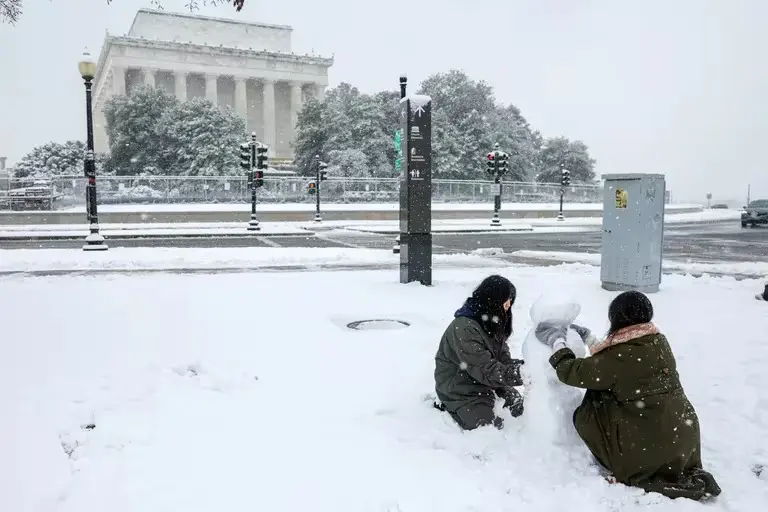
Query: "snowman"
520 295 589 451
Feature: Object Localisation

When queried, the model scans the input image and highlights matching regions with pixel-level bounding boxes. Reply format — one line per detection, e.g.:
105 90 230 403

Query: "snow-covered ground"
2 263 766 511
49 202 703 213
510 250 768 277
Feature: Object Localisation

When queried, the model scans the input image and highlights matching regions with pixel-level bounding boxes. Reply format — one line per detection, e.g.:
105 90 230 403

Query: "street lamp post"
78 49 107 251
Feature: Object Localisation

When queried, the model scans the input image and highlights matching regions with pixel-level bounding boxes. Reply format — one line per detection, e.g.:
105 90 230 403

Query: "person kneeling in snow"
434 275 524 430
536 290 722 501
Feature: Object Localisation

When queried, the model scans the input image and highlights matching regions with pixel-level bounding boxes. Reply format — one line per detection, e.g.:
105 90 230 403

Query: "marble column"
112 67 126 95
234 77 247 121
143 68 155 88
315 84 326 102
205 74 218 104
290 82 303 132
174 72 187 101
262 79 276 151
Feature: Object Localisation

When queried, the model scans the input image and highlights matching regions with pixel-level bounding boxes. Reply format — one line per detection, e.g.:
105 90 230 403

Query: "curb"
344 227 535 235
0 230 316 241
0 259 508 277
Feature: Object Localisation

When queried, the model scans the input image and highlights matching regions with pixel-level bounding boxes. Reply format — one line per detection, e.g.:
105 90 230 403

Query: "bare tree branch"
0 1 247 25
0 0 22 25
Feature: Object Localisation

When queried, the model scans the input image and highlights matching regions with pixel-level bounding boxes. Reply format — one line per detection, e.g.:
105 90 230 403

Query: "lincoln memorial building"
91 9 333 160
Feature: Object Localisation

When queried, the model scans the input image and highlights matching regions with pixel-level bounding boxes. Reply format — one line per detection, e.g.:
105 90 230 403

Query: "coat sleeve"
451 323 521 388
548 347 615 391
499 342 524 386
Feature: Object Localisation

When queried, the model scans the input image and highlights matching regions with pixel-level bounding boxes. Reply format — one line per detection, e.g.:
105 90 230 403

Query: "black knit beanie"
608 290 654 335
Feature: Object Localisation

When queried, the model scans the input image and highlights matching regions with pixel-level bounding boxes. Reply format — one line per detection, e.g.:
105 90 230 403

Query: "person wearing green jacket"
535 290 721 501
434 275 524 430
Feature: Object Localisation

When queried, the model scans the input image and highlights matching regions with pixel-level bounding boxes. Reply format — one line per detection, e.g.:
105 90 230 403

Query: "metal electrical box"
601 173 666 293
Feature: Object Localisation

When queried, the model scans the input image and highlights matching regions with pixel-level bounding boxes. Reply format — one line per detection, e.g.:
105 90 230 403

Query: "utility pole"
558 167 570 221
485 143 508 227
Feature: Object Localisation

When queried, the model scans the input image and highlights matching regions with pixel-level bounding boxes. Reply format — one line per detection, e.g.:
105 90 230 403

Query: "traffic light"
318 161 328 181
254 170 264 189
561 168 571 187
239 143 251 172
256 145 268 170
307 182 317 195
486 152 496 174
498 152 508 175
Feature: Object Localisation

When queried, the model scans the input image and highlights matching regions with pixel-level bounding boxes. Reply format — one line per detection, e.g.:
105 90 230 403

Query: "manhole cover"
346 319 411 331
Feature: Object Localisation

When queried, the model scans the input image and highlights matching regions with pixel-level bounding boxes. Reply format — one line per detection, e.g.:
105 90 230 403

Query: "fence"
0 175 606 210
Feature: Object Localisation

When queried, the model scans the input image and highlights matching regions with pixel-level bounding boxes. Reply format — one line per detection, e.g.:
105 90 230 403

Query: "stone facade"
92 9 333 160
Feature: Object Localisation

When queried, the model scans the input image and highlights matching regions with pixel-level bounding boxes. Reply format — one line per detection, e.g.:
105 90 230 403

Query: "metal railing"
0 175 605 210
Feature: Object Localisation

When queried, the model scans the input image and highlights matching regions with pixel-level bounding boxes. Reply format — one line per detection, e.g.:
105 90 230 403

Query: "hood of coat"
455 297 512 342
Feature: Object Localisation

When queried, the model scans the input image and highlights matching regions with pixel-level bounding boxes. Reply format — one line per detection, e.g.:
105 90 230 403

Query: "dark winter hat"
472 275 516 312
608 290 654 335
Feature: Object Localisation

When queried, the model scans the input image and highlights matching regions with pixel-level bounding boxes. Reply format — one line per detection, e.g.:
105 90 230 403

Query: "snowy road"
2 221 766 266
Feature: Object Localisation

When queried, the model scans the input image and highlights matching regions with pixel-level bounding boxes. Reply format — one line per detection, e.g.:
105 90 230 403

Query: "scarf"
589 322 659 355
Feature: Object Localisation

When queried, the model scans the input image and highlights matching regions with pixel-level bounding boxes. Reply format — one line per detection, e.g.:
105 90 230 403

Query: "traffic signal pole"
248 133 260 231
557 167 570 221
486 143 507 227
314 154 322 222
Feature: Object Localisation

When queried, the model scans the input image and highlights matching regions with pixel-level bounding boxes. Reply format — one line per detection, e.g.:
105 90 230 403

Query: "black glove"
497 386 524 418
535 321 568 348
502 359 524 387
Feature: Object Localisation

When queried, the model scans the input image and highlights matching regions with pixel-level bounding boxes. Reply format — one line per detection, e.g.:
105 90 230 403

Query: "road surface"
2 221 766 265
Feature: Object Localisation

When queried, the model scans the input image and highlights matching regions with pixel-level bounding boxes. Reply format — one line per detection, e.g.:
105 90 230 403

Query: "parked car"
711 203 728 209
741 199 768 228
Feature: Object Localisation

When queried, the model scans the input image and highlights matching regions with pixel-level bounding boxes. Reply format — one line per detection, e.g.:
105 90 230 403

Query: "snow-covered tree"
326 149 369 178
293 98 329 176
419 70 506 180
291 70 597 182
103 87 245 176
103 86 179 176
12 140 110 179
489 105 542 182
159 98 246 176
535 137 597 183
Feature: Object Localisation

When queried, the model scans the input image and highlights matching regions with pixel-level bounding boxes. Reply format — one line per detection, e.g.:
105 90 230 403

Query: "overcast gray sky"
1 0 765 202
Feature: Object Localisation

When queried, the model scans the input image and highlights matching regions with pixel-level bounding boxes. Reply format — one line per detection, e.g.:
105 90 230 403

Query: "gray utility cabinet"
601 173 666 293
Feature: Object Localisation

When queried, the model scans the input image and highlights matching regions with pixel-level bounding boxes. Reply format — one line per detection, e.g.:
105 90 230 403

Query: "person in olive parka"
434 275 524 430
536 291 721 501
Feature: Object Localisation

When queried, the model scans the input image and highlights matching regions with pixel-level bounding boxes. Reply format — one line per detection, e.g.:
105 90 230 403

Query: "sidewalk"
0 209 738 240
0 247 505 275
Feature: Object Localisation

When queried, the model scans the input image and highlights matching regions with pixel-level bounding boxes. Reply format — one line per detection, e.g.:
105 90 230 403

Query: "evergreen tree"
535 137 597 183
159 98 246 176
103 86 179 176
12 140 110 179
293 98 328 176
326 149 369 178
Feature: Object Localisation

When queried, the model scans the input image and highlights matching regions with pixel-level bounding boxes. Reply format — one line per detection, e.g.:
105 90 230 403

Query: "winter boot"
691 469 722 497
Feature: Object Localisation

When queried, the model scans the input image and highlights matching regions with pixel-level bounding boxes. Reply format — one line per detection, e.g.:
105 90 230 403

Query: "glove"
535 321 568 348
570 323 599 347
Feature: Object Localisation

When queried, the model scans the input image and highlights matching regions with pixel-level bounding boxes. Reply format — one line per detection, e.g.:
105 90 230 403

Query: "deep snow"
2 264 767 511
